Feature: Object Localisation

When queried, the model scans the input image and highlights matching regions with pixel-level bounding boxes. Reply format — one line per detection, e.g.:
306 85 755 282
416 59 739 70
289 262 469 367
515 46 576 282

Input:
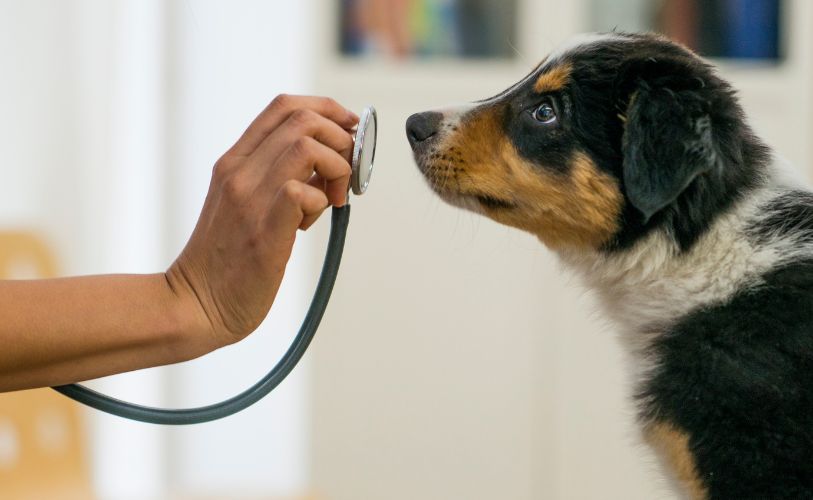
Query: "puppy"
406 32 813 500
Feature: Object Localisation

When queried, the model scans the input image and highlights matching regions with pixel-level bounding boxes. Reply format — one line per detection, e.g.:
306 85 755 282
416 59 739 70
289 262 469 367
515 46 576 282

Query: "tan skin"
0 94 358 392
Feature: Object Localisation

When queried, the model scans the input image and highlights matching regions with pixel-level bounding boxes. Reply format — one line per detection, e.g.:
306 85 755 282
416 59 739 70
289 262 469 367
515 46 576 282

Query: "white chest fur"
559 179 813 360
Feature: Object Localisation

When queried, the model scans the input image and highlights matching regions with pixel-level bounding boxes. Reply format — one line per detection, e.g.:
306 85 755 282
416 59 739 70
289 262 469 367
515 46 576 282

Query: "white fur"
546 32 628 65
436 103 476 127
422 32 813 497
559 158 813 380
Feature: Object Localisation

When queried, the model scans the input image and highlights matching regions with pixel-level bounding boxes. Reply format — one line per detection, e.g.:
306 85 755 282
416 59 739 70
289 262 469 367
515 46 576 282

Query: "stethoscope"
51 106 378 425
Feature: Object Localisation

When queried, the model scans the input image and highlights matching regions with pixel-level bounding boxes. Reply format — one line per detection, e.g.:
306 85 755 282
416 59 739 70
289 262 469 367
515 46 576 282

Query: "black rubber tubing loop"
51 204 351 425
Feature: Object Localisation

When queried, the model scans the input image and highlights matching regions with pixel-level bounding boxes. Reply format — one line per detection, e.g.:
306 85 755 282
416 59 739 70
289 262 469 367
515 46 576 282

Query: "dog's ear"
621 73 718 222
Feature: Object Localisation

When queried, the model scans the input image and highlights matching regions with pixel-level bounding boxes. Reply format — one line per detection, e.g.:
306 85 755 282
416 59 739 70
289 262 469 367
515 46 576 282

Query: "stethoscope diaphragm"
350 106 377 196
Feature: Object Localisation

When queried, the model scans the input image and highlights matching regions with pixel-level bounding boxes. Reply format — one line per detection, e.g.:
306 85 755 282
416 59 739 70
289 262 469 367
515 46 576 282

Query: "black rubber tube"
51 205 351 425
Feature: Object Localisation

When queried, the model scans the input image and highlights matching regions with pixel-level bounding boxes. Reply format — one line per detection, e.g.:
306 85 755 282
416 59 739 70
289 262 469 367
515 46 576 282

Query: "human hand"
166 95 358 351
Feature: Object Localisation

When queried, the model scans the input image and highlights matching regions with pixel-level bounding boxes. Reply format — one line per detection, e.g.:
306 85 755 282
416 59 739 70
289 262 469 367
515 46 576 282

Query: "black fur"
601 42 771 251
749 190 813 244
502 91 574 175
497 33 770 252
639 260 813 499
410 33 813 498
622 82 718 222
478 34 808 497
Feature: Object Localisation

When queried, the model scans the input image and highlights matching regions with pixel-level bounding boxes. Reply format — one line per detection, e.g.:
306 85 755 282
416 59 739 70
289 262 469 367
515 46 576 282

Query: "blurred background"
0 0 809 499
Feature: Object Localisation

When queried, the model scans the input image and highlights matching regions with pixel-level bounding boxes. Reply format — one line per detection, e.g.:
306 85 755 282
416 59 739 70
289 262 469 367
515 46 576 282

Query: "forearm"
0 273 211 392
0 95 357 393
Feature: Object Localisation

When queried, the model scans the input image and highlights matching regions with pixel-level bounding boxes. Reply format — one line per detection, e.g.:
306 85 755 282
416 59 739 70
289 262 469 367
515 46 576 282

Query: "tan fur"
533 63 572 93
645 422 709 500
426 105 622 249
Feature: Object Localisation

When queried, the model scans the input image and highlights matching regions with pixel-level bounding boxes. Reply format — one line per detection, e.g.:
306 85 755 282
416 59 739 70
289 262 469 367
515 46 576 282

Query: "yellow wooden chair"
0 232 94 500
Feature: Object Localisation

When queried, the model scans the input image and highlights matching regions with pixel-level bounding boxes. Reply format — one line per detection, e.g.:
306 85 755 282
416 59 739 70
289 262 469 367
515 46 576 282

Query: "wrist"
160 267 222 360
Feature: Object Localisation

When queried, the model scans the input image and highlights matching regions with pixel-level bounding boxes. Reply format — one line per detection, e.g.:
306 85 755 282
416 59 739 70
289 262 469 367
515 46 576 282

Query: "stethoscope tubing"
52 205 351 425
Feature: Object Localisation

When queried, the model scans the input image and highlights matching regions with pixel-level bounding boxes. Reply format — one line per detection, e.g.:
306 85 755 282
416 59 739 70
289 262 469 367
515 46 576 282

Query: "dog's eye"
533 102 557 124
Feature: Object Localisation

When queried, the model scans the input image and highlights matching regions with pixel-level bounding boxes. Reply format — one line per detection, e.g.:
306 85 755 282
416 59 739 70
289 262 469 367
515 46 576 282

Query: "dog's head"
407 33 767 252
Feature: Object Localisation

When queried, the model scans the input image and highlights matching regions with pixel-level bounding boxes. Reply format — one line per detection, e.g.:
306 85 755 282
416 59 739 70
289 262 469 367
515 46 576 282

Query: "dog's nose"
406 111 442 147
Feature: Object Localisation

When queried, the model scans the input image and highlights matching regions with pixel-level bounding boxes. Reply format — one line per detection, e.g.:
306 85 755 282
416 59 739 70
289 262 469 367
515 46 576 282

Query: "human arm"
0 95 357 392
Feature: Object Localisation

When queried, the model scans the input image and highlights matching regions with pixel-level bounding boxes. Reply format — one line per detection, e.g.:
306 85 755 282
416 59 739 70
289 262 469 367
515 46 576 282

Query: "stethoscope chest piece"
351 106 377 196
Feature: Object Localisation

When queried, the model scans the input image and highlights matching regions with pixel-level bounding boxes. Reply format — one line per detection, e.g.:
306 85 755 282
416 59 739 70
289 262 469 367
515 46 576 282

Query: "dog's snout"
406 111 443 147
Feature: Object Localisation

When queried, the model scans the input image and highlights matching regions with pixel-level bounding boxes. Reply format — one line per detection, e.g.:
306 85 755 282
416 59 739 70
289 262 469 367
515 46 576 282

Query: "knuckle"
291 135 316 157
289 108 318 129
321 96 339 109
279 180 305 203
212 155 238 181
270 93 293 111
222 172 250 202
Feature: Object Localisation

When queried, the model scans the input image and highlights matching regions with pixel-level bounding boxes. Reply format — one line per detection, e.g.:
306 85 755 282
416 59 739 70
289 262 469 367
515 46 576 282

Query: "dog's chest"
592 231 775 334
561 193 792 346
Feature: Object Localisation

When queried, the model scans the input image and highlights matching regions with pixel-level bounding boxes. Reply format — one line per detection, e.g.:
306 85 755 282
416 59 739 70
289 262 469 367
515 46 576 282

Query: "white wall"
162 1 314 497
0 2 79 253
0 1 315 499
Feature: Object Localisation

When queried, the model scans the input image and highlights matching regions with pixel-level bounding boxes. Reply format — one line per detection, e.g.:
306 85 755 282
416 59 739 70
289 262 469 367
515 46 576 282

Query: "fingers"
250 108 355 169
307 173 327 192
266 180 329 239
299 208 327 231
269 136 352 207
228 95 359 157
301 174 330 229
214 95 355 246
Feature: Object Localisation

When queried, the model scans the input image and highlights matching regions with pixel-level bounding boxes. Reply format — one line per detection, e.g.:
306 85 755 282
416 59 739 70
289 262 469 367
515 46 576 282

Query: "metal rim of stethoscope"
52 105 378 425
351 106 376 195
